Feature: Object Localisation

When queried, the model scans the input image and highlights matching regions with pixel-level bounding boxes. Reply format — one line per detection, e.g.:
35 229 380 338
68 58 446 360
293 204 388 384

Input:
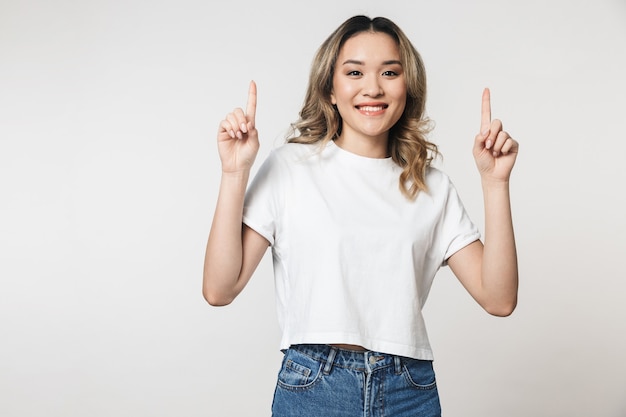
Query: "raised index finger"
481 87 491 133
246 80 257 124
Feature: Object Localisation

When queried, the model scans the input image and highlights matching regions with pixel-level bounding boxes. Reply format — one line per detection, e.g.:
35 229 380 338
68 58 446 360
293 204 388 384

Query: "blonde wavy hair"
288 15 439 199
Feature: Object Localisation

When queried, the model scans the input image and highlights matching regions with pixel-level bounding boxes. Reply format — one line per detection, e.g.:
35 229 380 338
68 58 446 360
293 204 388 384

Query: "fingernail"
240 123 247 133
236 131 243 140
229 130 235 139
493 151 498 157
486 140 492 149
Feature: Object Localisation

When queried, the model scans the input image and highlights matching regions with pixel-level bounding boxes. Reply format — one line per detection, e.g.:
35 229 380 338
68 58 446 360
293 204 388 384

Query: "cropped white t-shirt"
243 140 480 360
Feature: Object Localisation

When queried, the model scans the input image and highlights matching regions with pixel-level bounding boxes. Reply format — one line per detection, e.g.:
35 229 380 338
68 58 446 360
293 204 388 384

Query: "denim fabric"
271 344 441 417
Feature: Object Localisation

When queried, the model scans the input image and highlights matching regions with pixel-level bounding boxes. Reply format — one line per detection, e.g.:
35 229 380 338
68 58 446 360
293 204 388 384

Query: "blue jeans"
271 344 441 417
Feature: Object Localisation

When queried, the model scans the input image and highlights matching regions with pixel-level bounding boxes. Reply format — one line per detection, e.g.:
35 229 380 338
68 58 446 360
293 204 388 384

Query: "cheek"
392 93 407 123
399 93 407 111
332 81 357 101
395 90 408 113
394 85 407 101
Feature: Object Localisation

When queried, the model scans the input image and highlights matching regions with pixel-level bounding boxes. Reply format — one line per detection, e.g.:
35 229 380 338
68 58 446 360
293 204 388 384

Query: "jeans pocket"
402 358 437 390
276 349 322 390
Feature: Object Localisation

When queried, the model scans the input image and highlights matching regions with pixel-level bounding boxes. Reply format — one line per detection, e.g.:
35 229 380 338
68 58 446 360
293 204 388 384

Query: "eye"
382 70 399 77
346 70 362 76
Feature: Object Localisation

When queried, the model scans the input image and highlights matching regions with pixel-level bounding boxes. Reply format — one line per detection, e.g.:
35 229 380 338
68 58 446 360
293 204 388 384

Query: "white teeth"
359 106 384 112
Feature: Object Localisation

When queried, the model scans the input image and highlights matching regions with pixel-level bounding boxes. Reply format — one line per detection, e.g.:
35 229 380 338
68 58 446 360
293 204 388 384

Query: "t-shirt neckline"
327 140 395 169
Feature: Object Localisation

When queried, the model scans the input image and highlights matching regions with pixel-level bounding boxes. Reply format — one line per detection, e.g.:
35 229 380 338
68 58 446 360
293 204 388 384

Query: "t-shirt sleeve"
242 149 284 246
438 176 481 266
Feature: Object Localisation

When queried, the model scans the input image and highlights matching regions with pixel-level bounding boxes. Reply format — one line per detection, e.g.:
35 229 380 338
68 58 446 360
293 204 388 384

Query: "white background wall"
1 0 625 416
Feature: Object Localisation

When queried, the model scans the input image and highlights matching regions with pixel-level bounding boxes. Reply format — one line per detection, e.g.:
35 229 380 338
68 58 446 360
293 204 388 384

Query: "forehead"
338 32 400 61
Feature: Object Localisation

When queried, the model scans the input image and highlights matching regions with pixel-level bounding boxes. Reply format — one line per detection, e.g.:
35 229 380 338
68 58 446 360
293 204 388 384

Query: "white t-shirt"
243 140 480 360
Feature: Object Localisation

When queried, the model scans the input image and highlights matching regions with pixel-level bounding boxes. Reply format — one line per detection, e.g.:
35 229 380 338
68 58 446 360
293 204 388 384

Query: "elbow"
202 266 238 306
202 275 235 307
484 299 517 317
203 288 234 307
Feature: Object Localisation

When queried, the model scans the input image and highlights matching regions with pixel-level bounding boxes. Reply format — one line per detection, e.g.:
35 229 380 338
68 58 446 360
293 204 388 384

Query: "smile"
355 104 388 115
357 105 387 111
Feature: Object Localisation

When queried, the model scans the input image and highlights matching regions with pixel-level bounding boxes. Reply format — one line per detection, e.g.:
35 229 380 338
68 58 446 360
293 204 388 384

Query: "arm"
202 81 270 306
448 88 519 317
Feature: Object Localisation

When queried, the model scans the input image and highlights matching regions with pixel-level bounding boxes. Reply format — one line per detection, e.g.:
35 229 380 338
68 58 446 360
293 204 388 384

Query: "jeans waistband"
288 344 404 375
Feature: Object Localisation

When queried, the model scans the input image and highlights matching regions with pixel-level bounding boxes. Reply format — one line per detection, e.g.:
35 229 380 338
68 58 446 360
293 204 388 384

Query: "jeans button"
369 356 377 365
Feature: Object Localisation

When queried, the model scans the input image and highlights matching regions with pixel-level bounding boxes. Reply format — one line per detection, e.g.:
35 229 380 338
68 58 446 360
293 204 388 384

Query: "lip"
355 102 388 116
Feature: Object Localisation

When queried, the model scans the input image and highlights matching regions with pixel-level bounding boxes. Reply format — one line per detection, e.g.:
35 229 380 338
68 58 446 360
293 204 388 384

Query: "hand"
217 81 259 173
473 88 519 182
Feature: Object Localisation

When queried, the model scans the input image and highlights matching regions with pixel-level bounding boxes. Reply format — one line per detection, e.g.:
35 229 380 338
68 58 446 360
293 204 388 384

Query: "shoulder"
421 167 468 205
268 142 319 160
252 142 320 181
425 166 454 190
262 142 326 170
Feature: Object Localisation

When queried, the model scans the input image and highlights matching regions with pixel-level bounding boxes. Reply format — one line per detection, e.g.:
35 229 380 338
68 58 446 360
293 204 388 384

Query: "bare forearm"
481 179 518 315
203 170 250 304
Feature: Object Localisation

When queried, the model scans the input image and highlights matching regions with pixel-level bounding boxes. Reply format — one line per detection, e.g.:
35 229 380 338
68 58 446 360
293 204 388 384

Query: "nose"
362 75 383 97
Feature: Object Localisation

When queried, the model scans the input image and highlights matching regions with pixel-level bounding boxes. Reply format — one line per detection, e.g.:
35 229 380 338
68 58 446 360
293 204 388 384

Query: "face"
331 31 407 150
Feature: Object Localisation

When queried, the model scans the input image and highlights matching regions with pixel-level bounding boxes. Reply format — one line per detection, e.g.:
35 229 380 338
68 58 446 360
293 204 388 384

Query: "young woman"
203 15 518 417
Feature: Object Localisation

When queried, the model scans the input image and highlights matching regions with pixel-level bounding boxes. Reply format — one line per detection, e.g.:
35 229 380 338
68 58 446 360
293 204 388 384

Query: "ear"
330 90 336 105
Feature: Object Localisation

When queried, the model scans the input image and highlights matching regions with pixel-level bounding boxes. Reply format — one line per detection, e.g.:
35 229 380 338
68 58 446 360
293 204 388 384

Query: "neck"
334 133 389 159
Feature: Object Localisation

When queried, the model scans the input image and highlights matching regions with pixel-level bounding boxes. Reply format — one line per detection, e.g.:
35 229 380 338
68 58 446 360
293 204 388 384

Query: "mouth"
355 104 388 115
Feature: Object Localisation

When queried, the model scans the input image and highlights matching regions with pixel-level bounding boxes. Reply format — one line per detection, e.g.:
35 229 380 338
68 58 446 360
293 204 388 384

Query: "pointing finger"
480 88 491 135
246 80 257 126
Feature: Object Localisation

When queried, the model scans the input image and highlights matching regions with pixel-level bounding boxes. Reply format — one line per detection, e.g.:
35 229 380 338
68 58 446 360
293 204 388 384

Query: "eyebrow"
341 59 402 66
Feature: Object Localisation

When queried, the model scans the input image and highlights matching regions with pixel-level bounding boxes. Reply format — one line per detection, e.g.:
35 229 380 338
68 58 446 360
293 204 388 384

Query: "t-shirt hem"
280 332 434 361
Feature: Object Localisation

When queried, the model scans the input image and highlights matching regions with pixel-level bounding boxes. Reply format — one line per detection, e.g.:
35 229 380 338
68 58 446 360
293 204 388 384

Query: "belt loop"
323 347 338 375
394 355 402 375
